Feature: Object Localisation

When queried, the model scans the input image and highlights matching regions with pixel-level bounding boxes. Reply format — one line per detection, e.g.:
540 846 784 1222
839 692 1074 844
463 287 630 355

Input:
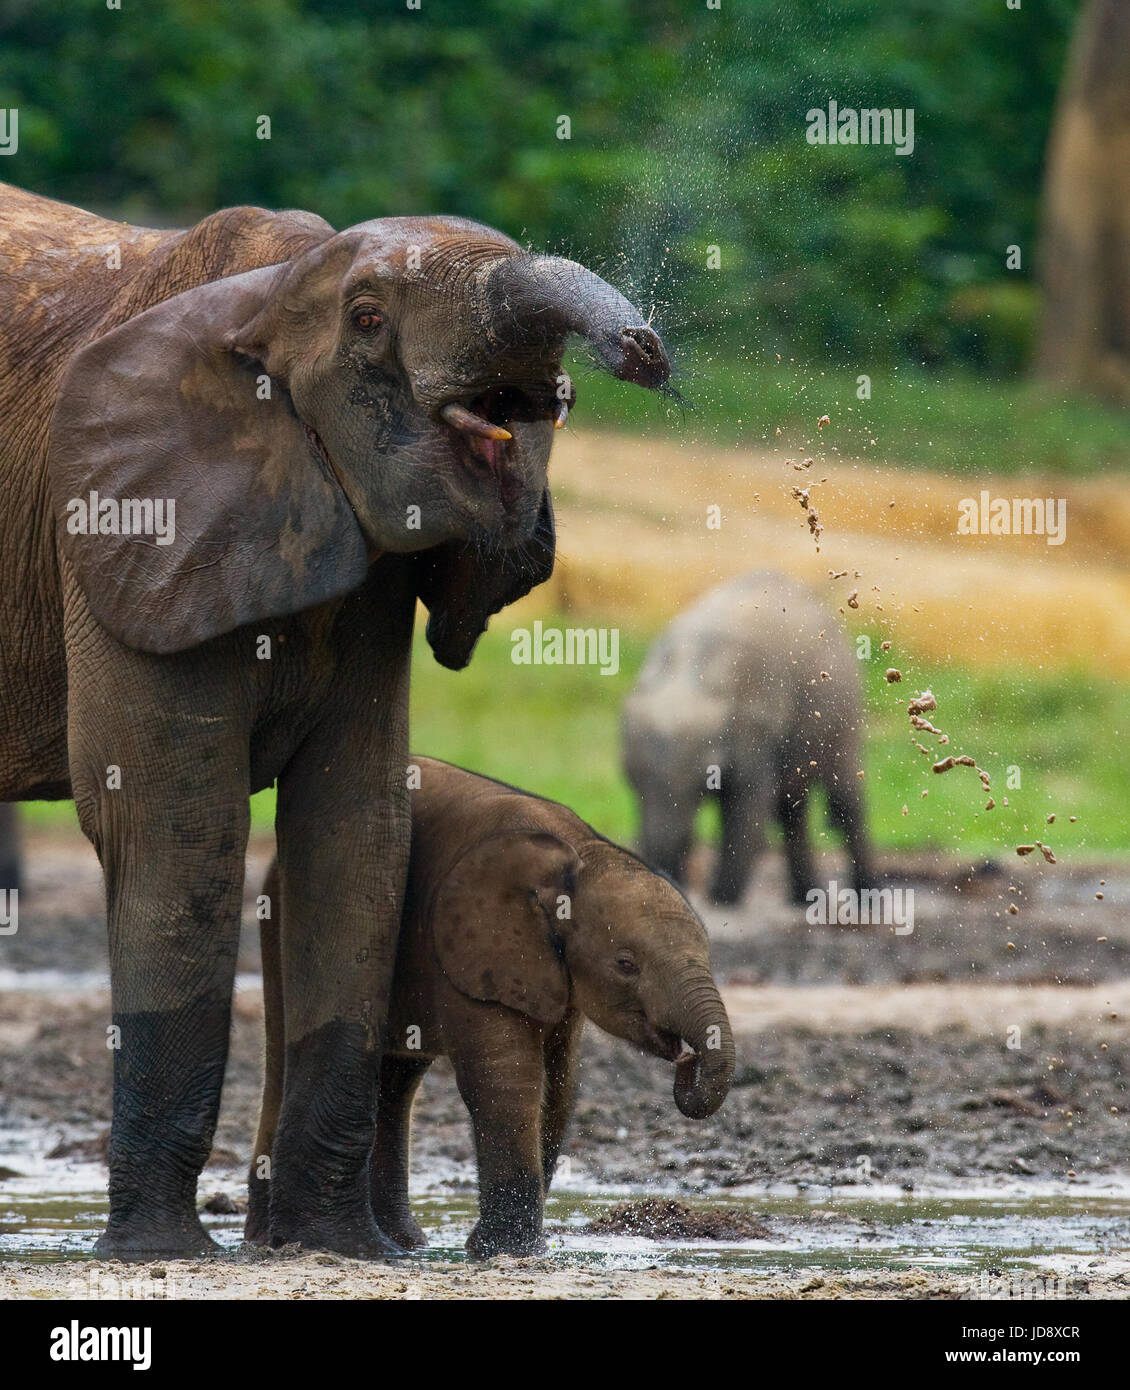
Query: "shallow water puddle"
4 1177 1129 1278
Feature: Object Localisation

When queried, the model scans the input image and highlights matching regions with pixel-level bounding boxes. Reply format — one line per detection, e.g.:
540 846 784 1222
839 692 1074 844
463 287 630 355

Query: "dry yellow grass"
504 429 1130 674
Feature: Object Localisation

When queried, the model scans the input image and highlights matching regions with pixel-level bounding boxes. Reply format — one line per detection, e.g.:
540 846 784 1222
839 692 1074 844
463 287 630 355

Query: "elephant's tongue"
469 433 502 469
469 435 522 511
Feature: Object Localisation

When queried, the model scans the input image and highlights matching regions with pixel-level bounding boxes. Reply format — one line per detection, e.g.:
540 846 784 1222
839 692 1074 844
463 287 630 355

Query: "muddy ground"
2 832 1129 1299
10 1255 1122 1301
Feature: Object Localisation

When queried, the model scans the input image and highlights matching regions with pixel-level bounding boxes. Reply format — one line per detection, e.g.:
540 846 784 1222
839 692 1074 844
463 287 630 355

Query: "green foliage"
0 0 1079 371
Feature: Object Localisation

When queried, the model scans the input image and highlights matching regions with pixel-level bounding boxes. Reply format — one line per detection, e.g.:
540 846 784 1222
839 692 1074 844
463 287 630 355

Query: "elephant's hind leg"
368 1055 431 1249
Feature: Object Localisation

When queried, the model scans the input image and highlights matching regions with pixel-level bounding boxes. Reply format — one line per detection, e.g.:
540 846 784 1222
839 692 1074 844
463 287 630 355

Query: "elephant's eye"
352 307 384 331
615 953 639 976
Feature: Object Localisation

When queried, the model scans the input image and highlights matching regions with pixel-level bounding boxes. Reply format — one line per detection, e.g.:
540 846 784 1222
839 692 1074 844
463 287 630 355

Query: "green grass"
858 656 1130 858
409 618 1130 859
21 617 1130 858
569 352 1130 479
409 620 1130 858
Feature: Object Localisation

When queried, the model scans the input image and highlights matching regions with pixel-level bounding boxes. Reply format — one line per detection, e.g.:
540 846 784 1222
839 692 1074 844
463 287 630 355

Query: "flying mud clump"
1017 842 1057 864
790 484 823 548
827 567 866 617
904 689 995 810
783 419 834 550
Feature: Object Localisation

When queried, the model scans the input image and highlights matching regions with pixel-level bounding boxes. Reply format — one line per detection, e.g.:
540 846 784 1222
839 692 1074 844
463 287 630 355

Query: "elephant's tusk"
440 402 511 441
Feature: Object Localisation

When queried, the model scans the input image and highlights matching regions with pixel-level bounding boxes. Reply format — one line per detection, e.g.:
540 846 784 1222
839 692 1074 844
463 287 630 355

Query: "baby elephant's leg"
541 1015 581 1195
452 1015 548 1259
710 772 770 906
368 1055 432 1250
777 778 817 904
826 769 874 894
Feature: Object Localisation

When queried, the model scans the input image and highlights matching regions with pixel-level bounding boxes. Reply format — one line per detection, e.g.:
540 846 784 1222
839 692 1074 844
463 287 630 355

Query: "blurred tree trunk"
1037 0 1130 402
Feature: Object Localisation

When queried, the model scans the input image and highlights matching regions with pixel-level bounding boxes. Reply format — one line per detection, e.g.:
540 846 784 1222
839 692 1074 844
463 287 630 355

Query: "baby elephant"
247 757 733 1258
623 569 873 906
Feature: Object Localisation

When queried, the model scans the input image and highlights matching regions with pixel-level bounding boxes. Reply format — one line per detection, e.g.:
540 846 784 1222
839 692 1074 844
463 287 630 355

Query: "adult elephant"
0 182 669 1258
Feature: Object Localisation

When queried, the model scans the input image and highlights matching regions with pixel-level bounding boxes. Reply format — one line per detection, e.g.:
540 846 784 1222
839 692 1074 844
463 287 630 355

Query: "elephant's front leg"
267 704 411 1257
67 646 251 1259
451 1012 548 1258
540 1014 581 1195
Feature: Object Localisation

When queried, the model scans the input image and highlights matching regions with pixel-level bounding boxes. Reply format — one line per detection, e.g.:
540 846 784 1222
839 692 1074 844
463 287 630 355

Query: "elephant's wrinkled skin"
623 570 873 906
247 757 734 1258
0 183 668 1257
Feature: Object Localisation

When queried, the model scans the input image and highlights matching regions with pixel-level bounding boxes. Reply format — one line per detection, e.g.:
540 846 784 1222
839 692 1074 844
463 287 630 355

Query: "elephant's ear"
416 489 555 671
431 829 579 1025
47 266 369 654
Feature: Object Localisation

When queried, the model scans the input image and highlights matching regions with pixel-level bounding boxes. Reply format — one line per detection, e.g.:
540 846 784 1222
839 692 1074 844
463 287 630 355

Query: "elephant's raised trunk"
484 254 670 389
669 971 735 1119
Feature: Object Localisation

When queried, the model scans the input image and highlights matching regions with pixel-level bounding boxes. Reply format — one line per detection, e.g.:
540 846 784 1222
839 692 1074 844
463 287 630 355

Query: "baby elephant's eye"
352 306 384 331
615 953 639 976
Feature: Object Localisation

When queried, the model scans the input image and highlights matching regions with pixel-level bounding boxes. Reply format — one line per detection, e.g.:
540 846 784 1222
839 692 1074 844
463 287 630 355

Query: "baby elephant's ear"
415 490 555 671
431 829 579 1025
48 266 369 654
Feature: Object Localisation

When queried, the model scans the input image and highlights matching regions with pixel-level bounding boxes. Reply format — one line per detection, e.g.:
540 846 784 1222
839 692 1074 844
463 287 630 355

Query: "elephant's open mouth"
472 385 546 429
439 384 568 512
441 383 572 444
641 1024 687 1064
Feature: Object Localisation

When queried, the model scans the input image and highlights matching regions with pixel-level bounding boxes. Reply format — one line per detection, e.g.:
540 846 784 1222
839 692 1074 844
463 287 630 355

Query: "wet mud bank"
3 838 1129 1297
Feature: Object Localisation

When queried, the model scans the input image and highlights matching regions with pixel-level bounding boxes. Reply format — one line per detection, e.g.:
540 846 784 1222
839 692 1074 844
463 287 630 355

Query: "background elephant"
622 570 873 906
0 182 668 1257
248 757 734 1257
0 804 19 894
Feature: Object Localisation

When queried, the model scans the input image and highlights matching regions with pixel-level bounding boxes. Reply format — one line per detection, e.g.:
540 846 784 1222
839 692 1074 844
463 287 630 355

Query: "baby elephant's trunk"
670 972 735 1119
